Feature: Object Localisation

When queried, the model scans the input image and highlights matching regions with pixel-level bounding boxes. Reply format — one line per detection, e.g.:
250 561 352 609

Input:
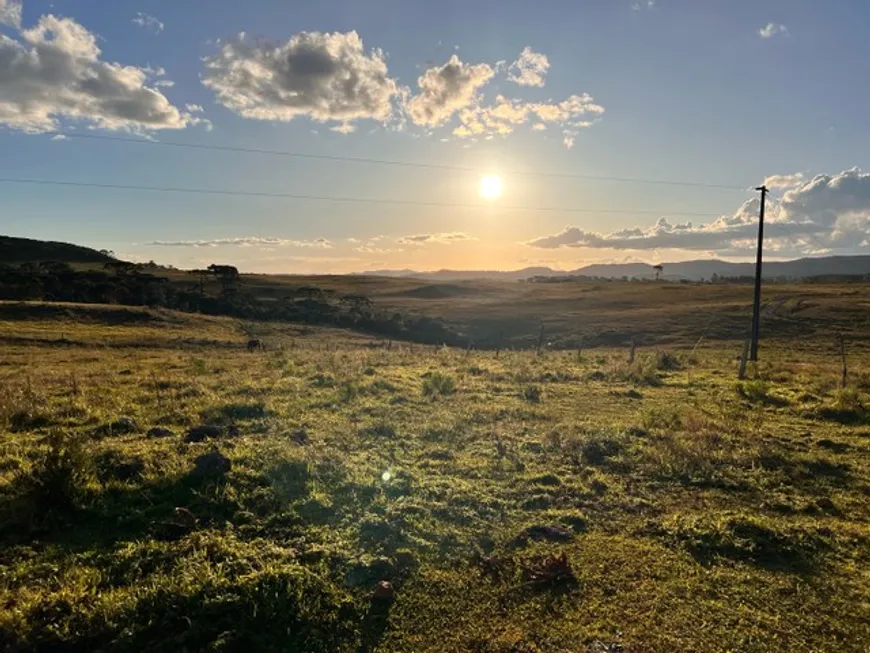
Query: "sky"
3 0 870 273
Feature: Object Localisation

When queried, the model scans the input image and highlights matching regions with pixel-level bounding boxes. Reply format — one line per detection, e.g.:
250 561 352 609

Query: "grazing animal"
247 339 263 352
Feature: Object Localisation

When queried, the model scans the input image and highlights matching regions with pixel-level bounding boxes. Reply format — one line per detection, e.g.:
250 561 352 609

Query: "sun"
479 174 504 201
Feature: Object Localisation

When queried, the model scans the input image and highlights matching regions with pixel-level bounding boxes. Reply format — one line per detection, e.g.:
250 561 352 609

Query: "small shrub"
564 431 623 466
816 388 867 424
422 372 456 398
190 357 208 375
736 379 771 403
655 350 681 371
521 385 543 403
338 381 360 403
26 431 94 513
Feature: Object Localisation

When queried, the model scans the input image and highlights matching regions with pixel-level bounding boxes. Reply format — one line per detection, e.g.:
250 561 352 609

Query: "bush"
24 431 94 514
655 350 681 371
736 379 771 403
816 388 867 424
521 385 543 403
422 372 456 398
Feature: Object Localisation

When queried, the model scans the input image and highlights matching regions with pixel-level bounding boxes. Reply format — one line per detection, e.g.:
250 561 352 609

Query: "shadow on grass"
658 513 830 573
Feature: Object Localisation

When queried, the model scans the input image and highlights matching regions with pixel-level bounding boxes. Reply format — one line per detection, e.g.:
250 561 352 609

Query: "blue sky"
2 0 870 272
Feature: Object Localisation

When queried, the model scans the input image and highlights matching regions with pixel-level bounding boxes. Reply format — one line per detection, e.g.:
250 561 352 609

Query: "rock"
184 424 224 443
191 451 231 480
372 580 394 601
147 427 174 438
289 428 309 445
510 524 574 548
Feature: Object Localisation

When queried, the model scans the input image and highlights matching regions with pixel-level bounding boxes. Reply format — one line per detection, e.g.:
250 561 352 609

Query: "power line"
48 132 750 191
0 177 730 217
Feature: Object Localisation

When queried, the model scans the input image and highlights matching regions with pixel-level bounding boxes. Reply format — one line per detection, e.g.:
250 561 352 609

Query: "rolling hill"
364 256 870 281
0 235 115 265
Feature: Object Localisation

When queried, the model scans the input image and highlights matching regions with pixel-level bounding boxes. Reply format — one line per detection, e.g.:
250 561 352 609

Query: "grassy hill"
0 235 115 265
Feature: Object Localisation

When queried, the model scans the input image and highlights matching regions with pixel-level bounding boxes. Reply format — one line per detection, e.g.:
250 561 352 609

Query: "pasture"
0 301 868 652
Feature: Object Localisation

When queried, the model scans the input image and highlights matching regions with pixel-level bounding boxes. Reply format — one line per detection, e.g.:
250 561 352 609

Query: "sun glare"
479 174 504 201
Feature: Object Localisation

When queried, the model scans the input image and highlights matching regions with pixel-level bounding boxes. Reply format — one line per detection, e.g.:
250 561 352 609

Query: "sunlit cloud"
527 168 870 257
146 237 334 248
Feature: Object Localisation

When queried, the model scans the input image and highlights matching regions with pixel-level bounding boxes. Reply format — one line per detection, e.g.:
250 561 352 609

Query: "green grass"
0 306 869 651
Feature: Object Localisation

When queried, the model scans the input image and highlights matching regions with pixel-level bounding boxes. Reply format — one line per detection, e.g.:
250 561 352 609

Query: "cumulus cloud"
132 12 164 34
0 0 22 27
330 122 355 134
202 30 398 128
759 23 788 39
396 232 474 245
507 47 549 87
527 168 870 256
405 55 494 127
0 14 197 133
765 173 804 189
452 93 604 144
147 237 334 248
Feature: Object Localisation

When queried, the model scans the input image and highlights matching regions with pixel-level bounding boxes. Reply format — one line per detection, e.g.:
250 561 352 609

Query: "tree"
207 264 240 297
652 264 664 281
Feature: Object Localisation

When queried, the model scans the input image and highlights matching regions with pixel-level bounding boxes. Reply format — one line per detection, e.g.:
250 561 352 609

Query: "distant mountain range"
4 234 870 282
365 256 870 282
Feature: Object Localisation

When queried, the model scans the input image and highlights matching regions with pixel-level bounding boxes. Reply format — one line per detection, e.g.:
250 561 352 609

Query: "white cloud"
765 173 804 189
147 237 334 248
185 104 204 113
563 132 577 149
453 93 604 146
154 80 175 88
527 169 870 256
354 245 404 253
202 30 398 129
396 232 475 245
531 123 547 131
0 14 197 133
507 47 550 87
132 12 164 35
632 0 655 10
405 54 494 127
759 23 788 39
0 0 22 27
330 122 355 134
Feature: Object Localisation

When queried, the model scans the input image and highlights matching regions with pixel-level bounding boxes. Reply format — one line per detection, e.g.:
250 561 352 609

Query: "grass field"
230 274 870 349
1 301 869 651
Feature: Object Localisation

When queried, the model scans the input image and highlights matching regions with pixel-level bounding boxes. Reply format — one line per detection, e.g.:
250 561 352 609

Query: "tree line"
0 261 463 346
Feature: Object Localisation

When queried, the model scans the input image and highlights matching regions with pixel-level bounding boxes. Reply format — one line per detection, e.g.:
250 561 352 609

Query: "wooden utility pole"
750 185 768 362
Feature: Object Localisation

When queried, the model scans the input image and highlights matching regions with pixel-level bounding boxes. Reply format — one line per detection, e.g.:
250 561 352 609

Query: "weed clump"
736 379 771 402
12 431 95 522
521 385 543 403
422 372 456 398
816 388 867 424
